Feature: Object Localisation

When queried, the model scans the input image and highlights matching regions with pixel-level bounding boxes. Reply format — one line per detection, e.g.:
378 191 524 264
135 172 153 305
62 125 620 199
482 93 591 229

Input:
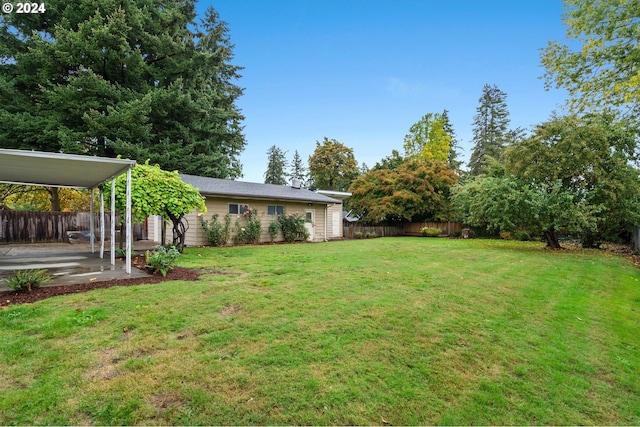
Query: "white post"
100 189 105 259
89 187 95 254
126 168 132 274
111 179 116 266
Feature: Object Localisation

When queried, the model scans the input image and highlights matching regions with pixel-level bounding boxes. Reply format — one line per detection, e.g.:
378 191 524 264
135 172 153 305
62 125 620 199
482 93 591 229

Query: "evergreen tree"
441 109 463 171
289 150 308 186
0 1 245 179
468 84 511 176
264 145 288 185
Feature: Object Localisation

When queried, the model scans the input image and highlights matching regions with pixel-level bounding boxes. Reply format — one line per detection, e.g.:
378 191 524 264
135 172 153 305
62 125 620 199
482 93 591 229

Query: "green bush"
278 213 310 243
146 245 181 277
453 231 462 238
365 232 377 238
5 269 50 292
354 231 364 239
201 213 232 246
235 207 262 244
267 220 281 242
515 231 531 241
420 227 441 237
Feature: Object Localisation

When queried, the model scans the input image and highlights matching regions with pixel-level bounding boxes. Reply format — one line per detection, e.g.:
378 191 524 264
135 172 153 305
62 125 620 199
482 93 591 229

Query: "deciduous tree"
349 158 458 223
104 162 206 251
308 137 359 191
541 0 640 118
403 113 451 163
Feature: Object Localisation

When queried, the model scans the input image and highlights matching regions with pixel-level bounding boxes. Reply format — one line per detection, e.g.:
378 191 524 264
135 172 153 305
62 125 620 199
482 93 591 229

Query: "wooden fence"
343 221 462 239
0 211 147 243
343 222 405 239
404 221 463 237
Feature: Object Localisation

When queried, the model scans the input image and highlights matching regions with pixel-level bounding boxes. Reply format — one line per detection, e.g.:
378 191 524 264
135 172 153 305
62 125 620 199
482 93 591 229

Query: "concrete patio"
0 241 158 291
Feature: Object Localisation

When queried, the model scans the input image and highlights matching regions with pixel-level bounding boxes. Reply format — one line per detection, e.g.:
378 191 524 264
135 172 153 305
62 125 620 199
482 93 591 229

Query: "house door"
304 209 315 241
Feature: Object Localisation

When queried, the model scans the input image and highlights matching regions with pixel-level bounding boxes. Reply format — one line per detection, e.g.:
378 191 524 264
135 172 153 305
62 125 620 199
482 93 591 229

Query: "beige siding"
186 196 330 246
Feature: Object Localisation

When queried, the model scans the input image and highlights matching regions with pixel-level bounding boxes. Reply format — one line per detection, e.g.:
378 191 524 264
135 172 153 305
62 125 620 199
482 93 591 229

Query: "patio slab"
0 241 158 291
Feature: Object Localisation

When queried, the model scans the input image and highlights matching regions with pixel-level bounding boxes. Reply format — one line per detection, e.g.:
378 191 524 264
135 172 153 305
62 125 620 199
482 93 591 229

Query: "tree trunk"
48 187 61 212
544 229 562 249
169 214 186 252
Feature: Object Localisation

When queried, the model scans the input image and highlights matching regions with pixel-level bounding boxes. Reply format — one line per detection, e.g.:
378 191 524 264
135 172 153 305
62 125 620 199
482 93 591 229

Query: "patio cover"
0 149 136 273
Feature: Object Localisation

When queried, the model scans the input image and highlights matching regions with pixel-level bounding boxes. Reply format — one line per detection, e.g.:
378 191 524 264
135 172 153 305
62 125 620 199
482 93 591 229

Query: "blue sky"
197 1 570 183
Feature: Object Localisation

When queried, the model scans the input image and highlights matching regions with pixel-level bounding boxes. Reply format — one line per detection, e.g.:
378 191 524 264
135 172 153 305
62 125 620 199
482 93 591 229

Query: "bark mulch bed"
1 256 202 307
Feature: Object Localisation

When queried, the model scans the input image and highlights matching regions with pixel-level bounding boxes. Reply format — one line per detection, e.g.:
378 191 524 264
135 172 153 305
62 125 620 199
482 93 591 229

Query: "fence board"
0 211 146 243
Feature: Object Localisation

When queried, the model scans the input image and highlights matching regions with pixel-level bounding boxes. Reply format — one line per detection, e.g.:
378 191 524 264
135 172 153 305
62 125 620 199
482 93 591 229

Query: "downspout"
324 204 328 242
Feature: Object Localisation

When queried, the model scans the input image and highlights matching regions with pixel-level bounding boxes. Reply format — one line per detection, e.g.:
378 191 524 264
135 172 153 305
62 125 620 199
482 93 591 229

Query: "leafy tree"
403 113 451 163
264 145 288 185
451 173 594 249
104 162 206 252
289 150 308 186
541 0 640 118
0 1 245 179
442 109 463 171
308 137 359 191
1 184 92 212
468 84 512 176
348 158 458 223
454 113 640 248
506 113 640 247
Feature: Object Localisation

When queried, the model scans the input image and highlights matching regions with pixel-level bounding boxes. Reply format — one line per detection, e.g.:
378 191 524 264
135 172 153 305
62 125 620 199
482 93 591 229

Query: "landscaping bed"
0 255 201 307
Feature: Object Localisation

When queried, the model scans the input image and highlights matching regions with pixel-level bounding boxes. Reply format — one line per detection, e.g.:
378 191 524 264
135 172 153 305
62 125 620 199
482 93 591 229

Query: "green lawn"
1 238 639 425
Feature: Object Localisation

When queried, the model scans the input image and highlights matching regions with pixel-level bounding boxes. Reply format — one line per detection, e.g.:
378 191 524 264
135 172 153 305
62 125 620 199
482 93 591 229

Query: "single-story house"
149 174 350 246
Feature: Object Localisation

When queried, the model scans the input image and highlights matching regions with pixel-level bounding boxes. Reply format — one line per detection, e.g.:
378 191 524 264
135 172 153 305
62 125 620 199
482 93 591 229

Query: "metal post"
126 168 132 274
100 189 105 259
111 179 116 266
89 187 95 254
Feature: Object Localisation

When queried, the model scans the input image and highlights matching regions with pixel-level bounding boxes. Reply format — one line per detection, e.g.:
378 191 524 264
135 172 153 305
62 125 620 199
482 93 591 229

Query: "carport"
0 148 136 273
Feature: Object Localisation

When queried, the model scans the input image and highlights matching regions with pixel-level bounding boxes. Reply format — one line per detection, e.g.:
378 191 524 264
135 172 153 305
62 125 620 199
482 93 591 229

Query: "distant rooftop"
180 174 340 204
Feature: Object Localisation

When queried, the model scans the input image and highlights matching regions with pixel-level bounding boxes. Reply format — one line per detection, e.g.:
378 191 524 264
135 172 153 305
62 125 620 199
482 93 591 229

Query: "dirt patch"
0 255 202 307
219 303 241 318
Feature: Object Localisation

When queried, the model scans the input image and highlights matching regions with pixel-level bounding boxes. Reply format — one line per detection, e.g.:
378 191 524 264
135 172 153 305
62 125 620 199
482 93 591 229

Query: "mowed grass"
1 238 639 425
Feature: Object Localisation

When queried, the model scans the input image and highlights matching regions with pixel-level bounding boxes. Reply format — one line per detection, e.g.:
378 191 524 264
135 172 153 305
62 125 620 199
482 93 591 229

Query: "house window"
267 205 284 216
229 203 250 215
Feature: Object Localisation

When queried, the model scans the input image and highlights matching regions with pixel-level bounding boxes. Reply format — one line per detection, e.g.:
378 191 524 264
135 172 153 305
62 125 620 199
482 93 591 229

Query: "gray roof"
180 174 340 204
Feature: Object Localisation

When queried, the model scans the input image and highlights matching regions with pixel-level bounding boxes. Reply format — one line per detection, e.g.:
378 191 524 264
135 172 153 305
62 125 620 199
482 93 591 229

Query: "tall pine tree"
289 150 308 186
0 1 245 179
468 84 511 176
441 109 463 171
264 145 288 185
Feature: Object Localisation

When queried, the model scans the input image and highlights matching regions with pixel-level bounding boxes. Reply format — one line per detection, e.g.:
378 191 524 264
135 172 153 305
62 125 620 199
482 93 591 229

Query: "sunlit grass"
1 238 639 425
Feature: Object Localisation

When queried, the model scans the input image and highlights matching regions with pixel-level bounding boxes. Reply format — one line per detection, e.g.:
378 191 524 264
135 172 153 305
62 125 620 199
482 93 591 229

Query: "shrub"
365 231 377 238
354 231 364 239
500 231 512 240
235 207 262 244
515 231 531 241
278 213 310 243
267 220 281 242
420 227 441 237
5 269 50 292
201 213 232 246
453 231 462 238
146 245 181 277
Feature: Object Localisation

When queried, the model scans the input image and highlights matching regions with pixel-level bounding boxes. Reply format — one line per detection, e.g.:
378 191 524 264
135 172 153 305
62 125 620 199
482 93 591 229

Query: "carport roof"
0 149 136 188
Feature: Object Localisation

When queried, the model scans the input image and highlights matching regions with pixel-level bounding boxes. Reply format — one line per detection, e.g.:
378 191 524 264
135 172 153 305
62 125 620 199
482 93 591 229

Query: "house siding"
187 196 341 246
